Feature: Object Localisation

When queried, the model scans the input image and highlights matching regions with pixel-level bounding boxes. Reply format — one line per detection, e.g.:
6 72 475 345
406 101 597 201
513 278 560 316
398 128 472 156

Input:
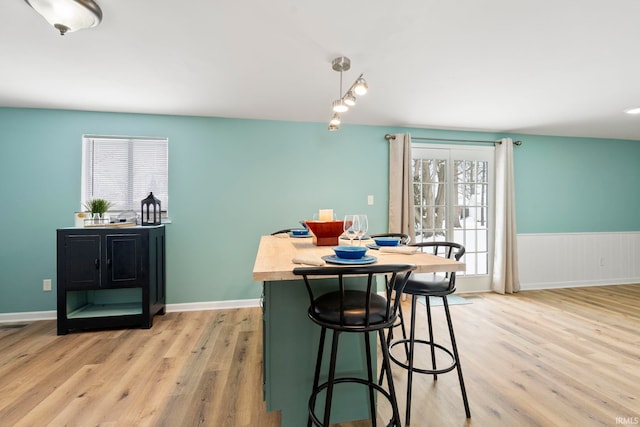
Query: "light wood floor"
1 284 638 426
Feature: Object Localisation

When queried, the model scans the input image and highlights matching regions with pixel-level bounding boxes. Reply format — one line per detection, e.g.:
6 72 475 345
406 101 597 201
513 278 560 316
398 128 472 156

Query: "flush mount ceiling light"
624 107 640 115
328 56 368 131
24 0 103 36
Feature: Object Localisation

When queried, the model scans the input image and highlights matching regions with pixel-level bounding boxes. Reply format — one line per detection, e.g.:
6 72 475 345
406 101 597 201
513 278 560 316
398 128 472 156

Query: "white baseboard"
165 299 261 312
520 278 640 290
0 299 262 324
0 310 57 323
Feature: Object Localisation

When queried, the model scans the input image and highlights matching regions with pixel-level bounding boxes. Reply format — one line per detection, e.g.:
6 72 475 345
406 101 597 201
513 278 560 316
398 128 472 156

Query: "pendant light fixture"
24 0 103 36
328 56 368 131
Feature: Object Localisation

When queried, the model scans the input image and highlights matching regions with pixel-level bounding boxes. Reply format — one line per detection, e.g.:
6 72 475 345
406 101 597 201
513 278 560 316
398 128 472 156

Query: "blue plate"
289 232 311 238
321 255 377 265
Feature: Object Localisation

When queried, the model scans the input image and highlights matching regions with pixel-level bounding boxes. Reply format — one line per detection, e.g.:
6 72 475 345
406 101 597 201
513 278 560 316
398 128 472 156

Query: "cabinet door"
105 234 143 287
64 235 101 289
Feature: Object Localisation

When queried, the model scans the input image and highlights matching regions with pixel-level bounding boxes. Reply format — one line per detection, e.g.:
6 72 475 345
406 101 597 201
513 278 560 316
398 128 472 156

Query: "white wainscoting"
517 232 640 290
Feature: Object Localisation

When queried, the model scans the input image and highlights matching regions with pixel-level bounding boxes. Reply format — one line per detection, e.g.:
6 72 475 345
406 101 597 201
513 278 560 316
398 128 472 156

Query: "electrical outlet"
43 279 52 291
367 195 374 205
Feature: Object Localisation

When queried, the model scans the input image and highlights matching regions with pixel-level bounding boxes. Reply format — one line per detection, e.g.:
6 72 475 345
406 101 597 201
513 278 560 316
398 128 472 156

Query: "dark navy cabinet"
56 226 166 335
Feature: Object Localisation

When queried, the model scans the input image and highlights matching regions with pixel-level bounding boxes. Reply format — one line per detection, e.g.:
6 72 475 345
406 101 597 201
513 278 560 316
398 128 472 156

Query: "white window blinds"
82 135 169 214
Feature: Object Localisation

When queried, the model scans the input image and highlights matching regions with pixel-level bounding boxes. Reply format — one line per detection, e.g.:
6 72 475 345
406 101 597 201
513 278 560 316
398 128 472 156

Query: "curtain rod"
384 134 522 146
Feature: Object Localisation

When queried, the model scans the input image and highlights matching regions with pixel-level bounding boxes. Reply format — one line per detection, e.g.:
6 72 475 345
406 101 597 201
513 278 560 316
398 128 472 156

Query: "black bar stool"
385 242 470 424
294 263 416 427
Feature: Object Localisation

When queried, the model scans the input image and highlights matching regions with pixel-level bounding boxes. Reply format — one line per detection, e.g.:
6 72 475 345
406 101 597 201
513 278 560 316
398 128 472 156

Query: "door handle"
94 259 100 269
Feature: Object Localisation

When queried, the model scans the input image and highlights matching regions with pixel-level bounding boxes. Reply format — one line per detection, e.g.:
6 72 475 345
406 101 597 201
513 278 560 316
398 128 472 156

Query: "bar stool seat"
402 277 450 295
313 291 388 326
294 264 415 427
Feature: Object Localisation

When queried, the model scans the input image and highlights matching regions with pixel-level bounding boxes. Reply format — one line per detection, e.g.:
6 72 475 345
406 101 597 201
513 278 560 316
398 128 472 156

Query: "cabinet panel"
152 234 166 304
105 234 143 287
64 235 101 289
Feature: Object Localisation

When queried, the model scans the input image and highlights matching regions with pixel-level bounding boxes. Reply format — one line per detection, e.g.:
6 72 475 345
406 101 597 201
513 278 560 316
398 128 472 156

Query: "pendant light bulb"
343 91 356 107
353 77 368 96
330 113 341 126
332 99 349 113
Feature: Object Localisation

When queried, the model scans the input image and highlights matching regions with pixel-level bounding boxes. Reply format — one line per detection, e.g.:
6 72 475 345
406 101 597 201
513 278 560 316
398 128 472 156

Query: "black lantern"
141 192 161 226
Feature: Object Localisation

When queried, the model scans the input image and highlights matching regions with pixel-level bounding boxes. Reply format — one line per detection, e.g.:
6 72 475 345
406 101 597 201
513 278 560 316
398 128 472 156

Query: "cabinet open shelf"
68 302 142 319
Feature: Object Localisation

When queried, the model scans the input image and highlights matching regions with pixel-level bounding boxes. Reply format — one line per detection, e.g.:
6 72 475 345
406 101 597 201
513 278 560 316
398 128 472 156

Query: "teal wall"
1 107 639 314
512 134 640 233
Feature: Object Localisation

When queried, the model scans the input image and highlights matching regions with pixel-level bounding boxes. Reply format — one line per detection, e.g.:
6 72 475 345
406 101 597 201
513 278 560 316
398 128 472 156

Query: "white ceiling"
2 0 640 140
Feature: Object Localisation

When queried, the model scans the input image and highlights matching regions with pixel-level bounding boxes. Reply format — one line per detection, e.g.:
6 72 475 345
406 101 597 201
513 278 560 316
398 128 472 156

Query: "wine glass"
343 215 356 246
353 214 368 246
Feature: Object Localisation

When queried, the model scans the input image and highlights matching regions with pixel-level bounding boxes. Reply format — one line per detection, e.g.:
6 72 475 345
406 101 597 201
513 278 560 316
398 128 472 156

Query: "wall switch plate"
367 195 374 205
43 279 52 291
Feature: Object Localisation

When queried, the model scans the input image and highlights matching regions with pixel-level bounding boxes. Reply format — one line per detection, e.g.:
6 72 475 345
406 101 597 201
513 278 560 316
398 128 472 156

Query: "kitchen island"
253 235 464 426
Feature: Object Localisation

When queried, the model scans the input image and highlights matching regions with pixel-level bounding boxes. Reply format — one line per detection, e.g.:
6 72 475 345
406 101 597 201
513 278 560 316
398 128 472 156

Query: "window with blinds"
81 135 169 216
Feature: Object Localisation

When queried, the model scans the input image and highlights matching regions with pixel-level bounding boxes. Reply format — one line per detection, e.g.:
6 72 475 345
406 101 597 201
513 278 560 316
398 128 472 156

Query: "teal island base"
262 278 378 427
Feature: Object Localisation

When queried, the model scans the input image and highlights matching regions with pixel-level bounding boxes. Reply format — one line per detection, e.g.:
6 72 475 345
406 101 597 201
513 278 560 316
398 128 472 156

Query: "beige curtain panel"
388 133 415 241
491 138 520 294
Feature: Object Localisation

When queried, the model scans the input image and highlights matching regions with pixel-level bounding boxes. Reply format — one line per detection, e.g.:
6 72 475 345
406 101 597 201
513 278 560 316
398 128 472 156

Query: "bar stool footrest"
389 338 457 375
309 377 397 427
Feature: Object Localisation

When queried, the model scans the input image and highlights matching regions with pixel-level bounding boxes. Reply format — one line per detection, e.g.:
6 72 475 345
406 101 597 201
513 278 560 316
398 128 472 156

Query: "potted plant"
83 198 112 224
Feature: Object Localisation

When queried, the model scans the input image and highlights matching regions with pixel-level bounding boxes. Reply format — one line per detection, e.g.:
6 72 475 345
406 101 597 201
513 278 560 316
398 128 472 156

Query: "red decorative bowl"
304 220 345 246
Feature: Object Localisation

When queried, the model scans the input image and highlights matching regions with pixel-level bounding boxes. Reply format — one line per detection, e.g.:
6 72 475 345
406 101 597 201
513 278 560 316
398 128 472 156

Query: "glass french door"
412 144 494 289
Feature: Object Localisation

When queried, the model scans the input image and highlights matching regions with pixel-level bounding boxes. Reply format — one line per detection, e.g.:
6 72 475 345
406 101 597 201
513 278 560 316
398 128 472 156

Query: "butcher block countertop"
252 235 465 282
